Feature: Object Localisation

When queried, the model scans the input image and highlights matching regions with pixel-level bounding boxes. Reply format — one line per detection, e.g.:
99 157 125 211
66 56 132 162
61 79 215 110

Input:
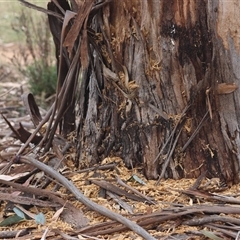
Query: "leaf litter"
1 100 240 240
0 1 240 240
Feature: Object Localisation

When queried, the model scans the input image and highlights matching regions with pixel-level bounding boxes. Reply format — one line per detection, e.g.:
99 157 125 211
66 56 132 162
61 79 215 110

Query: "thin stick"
153 105 189 164
156 128 182 185
20 156 156 240
116 175 155 205
182 111 209 152
18 0 63 20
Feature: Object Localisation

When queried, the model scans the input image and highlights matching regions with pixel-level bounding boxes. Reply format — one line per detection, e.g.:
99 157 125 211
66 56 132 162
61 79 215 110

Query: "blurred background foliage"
0 1 56 107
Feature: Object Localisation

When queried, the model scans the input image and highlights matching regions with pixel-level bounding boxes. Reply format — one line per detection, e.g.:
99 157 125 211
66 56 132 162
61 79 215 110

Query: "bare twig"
206 224 236 239
174 187 240 204
153 104 190 164
78 204 240 236
20 156 156 240
0 229 31 239
91 179 145 202
183 215 240 226
0 192 59 208
116 175 155 204
18 0 63 20
156 128 183 185
182 111 209 152
106 191 134 214
190 171 207 190
16 103 55 156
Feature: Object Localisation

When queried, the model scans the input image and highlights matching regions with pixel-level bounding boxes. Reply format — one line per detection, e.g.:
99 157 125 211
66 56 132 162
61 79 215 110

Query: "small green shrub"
27 60 57 99
11 8 57 106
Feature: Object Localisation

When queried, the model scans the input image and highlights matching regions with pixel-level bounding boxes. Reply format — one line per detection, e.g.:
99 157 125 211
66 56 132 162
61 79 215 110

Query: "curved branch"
20 156 156 240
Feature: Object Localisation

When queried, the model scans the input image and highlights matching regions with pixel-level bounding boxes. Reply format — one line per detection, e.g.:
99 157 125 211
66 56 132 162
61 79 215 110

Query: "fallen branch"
116 175 155 204
0 229 32 239
106 191 134 214
179 188 240 204
0 179 88 227
0 192 59 208
20 156 156 240
91 179 146 202
206 224 237 239
78 204 240 236
183 215 240 226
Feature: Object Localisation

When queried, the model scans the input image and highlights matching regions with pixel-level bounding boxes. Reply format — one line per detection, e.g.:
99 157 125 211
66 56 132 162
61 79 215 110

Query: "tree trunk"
48 0 240 184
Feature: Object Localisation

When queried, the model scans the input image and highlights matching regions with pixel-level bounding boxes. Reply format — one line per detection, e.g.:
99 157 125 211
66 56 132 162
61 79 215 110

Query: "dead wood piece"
189 171 207 190
79 211 181 236
167 204 240 215
206 224 237 238
209 222 240 231
78 220 121 236
181 111 209 152
154 105 189 184
91 179 146 202
20 156 156 240
63 0 94 55
52 229 79 240
78 204 240 236
22 93 42 127
156 128 182 184
1 114 42 145
17 103 55 156
43 34 81 150
116 175 155 205
0 179 88 228
180 188 240 204
136 205 240 228
0 229 32 239
0 192 59 208
106 190 134 214
183 215 240 226
41 142 67 190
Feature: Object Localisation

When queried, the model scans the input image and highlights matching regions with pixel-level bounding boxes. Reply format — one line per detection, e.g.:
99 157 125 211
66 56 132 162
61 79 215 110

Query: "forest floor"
0 53 240 239
0 2 240 240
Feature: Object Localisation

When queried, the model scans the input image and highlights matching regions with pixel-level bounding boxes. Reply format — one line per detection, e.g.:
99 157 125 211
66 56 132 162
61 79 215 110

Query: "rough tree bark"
48 0 240 184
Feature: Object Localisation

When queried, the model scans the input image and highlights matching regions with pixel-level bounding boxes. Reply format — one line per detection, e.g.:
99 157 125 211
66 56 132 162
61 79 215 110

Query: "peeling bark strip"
43 0 240 183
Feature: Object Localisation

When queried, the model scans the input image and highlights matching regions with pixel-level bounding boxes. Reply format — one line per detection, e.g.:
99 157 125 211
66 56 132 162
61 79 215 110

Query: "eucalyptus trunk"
49 0 240 185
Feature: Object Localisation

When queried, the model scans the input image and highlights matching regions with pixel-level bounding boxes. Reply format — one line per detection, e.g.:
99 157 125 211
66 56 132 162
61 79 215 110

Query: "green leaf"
13 207 26 219
35 212 46 225
0 215 24 227
200 230 224 240
128 175 146 185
